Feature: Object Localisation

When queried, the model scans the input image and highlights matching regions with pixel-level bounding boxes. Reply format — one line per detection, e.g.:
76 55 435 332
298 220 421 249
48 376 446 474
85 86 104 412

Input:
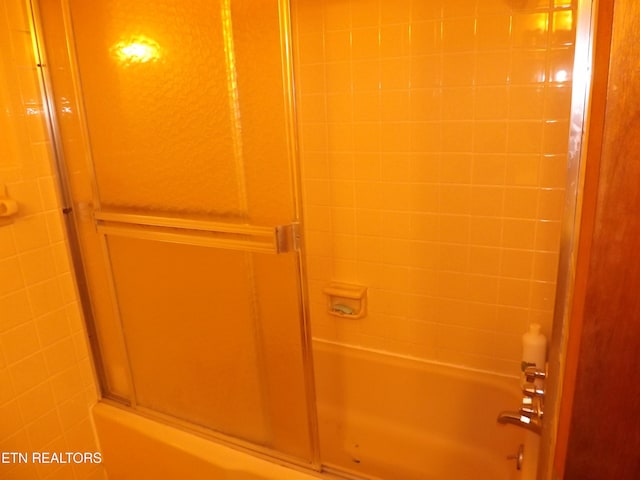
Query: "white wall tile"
0 0 104 478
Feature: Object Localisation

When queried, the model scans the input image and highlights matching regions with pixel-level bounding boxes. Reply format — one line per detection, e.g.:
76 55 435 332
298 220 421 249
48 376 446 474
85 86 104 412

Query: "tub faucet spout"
497 411 542 435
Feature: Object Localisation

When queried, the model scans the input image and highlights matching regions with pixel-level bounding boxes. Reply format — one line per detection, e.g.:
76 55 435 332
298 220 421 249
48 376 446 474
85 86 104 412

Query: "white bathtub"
92 403 319 480
93 341 534 480
312 339 532 480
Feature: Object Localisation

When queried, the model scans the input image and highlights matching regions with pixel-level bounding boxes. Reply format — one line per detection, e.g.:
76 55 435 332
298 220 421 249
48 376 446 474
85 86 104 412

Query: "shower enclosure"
34 0 319 467
31 0 586 478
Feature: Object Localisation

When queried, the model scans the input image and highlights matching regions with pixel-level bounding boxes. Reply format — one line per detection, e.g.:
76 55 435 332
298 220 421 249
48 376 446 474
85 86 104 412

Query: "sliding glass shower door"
35 0 316 464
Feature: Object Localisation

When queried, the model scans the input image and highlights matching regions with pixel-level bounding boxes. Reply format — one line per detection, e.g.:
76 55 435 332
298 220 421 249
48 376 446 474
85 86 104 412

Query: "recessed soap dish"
323 282 367 319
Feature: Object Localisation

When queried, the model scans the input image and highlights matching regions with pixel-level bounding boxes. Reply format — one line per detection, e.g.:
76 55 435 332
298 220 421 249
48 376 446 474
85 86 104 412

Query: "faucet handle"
522 383 545 397
524 365 546 383
520 396 535 416
520 396 544 418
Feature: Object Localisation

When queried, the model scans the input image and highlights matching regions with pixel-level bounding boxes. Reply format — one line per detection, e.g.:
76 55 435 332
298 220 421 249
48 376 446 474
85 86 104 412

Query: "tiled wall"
0 0 105 479
293 0 575 375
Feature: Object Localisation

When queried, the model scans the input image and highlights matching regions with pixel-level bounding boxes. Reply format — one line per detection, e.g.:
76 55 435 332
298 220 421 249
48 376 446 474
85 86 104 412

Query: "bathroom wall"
293 0 575 375
0 0 105 479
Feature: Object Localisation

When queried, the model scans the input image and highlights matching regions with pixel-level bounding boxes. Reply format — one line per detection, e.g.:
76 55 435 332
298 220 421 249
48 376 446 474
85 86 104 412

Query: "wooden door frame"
552 0 615 475
544 0 640 477
536 0 608 476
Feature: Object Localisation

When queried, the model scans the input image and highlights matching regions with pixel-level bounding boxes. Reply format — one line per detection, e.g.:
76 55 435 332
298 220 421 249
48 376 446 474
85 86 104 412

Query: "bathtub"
92 403 320 480
312 339 533 480
93 341 534 480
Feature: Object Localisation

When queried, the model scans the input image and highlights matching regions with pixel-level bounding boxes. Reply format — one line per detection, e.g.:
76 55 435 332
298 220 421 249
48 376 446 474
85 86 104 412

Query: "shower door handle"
94 209 300 254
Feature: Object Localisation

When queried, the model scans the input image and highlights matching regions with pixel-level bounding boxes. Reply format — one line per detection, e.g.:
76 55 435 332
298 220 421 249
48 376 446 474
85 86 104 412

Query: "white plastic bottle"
522 323 547 383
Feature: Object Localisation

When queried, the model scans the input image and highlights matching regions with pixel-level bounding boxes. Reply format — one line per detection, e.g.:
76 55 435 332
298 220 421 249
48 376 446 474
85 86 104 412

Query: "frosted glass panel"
230 1 295 224
67 0 296 224
107 237 269 443
106 236 313 458
42 0 313 462
69 0 240 216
